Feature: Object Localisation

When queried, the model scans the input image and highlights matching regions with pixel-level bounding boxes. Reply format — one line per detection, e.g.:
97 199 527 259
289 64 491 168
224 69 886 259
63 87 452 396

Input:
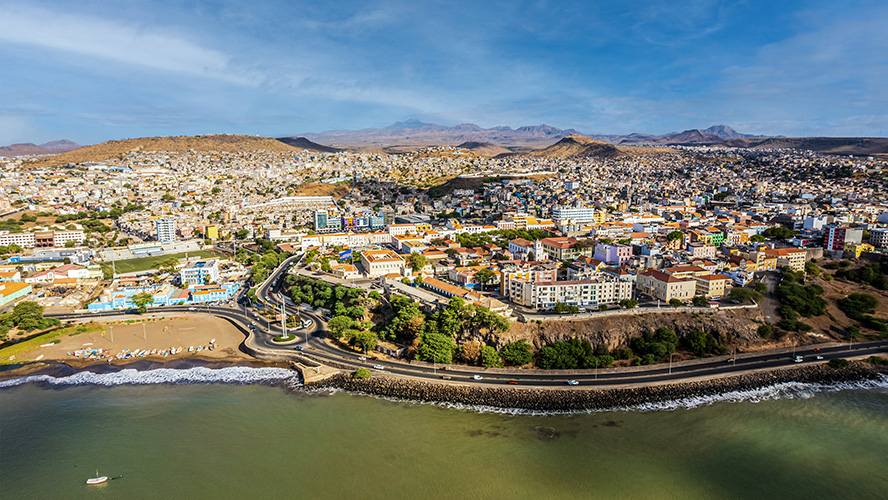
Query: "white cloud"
0 4 259 86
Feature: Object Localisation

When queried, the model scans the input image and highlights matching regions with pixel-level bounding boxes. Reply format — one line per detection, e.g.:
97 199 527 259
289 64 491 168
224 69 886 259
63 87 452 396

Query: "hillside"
24 134 309 168
723 137 888 155
275 136 341 153
0 140 80 158
530 134 624 159
456 141 512 157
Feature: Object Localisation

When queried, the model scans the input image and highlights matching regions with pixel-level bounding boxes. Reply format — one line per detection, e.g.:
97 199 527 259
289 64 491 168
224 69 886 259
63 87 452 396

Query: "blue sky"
1 0 887 145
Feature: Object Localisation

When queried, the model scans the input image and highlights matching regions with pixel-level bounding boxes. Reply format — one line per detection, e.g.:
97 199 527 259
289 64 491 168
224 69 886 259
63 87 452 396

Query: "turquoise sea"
2 366 887 500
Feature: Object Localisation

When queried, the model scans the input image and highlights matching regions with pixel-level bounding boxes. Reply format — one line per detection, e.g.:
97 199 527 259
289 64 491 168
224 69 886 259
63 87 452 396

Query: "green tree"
669 298 682 308
406 253 428 272
667 231 684 241
480 345 501 368
754 282 768 293
692 295 708 307
327 315 354 338
729 287 763 304
500 340 533 366
347 329 378 353
352 368 371 379
132 293 154 313
416 326 456 364
619 299 637 309
750 234 766 243
474 268 496 287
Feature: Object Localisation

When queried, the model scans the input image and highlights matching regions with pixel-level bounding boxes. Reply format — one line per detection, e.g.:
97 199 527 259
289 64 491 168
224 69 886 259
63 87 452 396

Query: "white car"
473 375 483 380
373 364 385 370
188 307 196 311
358 356 367 361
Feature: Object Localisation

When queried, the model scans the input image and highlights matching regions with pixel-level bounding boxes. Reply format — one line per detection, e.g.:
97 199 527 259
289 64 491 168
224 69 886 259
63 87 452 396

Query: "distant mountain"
293 121 582 148
529 134 624 159
0 139 81 157
723 137 888 155
275 136 341 153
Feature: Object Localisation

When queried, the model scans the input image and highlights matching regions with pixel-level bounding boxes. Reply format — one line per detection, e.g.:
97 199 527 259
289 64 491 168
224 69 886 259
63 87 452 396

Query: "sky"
1 0 887 145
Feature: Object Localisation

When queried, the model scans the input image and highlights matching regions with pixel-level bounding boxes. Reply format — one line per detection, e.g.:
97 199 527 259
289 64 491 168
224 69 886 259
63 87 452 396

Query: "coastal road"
49 256 888 388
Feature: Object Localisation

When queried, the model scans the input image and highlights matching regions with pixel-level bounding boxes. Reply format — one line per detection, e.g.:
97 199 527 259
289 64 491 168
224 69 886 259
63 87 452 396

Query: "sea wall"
305 363 888 412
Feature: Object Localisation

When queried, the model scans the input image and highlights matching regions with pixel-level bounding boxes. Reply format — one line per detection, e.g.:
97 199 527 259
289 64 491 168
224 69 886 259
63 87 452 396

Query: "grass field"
101 250 219 275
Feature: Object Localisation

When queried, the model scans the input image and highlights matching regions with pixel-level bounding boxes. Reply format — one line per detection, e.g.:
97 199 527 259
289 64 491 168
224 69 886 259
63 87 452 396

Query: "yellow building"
694 274 732 299
764 248 807 272
844 242 874 258
205 224 219 240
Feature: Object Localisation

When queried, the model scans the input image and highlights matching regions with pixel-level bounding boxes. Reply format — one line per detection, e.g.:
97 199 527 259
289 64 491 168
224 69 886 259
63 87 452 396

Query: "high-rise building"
156 218 177 243
823 225 862 251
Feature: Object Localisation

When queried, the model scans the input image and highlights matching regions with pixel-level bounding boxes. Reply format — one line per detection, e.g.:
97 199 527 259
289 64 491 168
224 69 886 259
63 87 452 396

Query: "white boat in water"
86 469 107 485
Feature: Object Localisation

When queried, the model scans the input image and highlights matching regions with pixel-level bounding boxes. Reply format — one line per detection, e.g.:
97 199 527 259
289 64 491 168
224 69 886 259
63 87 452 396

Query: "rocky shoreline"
305 363 888 412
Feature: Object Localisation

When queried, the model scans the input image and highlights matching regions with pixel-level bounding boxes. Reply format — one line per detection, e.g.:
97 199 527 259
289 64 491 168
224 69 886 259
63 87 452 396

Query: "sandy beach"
7 314 254 366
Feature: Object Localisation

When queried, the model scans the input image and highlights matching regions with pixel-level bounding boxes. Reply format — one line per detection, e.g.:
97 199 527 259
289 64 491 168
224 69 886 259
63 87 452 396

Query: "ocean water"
1 367 887 500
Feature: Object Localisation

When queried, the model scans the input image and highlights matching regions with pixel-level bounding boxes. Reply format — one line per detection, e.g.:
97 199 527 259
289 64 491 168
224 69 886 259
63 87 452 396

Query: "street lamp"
669 352 675 374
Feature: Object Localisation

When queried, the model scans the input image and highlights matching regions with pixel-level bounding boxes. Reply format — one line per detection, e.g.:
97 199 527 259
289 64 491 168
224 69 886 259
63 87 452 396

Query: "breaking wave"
0 366 297 389
300 374 888 415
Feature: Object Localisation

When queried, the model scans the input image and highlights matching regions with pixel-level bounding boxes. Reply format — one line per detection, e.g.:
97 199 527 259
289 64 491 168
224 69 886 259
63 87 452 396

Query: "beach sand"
14 314 253 365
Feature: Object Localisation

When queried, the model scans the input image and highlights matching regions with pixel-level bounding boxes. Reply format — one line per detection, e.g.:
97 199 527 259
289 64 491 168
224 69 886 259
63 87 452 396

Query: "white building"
551 206 597 223
156 218 177 243
179 260 220 285
508 277 632 310
360 249 406 278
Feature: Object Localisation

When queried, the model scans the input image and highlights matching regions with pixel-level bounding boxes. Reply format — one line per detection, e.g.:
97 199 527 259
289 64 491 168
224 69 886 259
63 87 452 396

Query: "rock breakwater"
305 363 888 412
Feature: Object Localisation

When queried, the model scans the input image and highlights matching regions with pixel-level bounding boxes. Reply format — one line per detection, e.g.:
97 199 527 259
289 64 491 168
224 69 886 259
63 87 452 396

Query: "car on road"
473 375 483 380
370 356 378 360
295 346 304 351
358 356 367 361
813 348 821 352
726 358 735 363
816 355 824 360
373 365 384 370
441 375 452 380
301 319 313 329
440 366 450 370
794 356 804 363
567 380 579 386
507 380 518 385
188 307 196 311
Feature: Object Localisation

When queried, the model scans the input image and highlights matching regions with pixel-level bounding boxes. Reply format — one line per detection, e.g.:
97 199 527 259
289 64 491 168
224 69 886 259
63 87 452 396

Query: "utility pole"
143 323 147 341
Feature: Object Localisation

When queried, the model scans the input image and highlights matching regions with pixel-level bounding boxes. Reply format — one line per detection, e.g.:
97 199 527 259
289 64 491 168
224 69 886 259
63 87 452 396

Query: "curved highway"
50 257 888 388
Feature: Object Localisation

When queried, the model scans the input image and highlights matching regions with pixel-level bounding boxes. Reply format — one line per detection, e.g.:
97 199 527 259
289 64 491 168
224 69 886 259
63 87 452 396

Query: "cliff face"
462 308 768 352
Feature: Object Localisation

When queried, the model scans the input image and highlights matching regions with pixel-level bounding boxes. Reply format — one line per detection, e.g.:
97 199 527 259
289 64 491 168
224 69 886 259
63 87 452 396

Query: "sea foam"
0 366 296 389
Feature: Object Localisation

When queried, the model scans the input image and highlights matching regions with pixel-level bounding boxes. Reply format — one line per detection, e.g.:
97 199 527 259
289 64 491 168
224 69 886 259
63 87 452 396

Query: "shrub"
757 323 773 338
669 298 681 308
827 358 849 369
352 368 371 379
866 356 888 366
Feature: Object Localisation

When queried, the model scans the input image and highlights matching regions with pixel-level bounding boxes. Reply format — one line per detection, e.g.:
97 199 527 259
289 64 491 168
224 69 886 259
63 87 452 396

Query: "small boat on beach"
86 469 107 485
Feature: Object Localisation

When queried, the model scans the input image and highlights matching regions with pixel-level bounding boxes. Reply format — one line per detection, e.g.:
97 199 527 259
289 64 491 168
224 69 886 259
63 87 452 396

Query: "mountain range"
292 120 768 148
0 140 80 157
